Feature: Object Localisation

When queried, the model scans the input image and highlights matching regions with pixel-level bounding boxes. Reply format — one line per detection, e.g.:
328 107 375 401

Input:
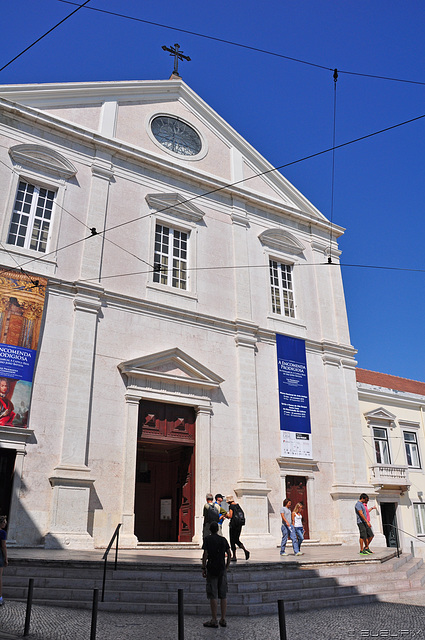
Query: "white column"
79 154 114 283
119 390 139 548
5 448 26 544
193 404 212 544
46 284 103 549
230 199 272 546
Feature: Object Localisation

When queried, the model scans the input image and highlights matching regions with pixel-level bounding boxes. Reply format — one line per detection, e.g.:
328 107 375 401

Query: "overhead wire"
0 0 92 74
0 156 153 284
1 110 425 277
328 68 338 263
57 0 425 87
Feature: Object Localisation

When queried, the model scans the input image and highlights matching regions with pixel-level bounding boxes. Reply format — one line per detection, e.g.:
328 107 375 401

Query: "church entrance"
0 447 16 518
134 400 195 542
285 475 309 539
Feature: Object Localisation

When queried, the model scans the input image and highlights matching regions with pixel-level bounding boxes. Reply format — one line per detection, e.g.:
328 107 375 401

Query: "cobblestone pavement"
0 597 424 640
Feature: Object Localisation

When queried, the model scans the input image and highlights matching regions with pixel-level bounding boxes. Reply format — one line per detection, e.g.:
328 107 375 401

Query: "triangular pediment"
119 347 223 389
364 407 397 427
259 229 305 255
9 144 77 179
146 193 204 223
0 79 336 230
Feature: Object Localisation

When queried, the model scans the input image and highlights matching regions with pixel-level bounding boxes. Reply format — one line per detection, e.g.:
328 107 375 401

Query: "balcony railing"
369 464 410 490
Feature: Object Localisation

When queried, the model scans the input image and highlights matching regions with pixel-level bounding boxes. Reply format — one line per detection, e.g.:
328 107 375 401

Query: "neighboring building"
357 368 425 557
0 78 371 550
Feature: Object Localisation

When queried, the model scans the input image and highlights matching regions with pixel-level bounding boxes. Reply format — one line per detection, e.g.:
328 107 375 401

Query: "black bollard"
278 599 288 640
90 588 99 640
23 578 34 636
178 588 184 640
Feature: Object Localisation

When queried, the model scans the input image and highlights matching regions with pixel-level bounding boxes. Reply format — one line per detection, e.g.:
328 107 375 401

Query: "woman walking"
291 503 305 554
226 496 250 562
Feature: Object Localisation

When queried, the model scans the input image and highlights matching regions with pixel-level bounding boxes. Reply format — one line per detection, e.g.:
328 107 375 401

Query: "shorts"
206 571 228 600
0 552 4 568
357 521 373 540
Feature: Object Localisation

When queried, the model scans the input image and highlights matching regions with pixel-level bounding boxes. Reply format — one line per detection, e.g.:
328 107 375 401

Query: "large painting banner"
276 333 312 459
0 270 47 428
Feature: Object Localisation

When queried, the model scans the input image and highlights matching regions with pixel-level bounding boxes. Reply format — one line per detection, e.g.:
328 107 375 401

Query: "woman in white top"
291 503 304 551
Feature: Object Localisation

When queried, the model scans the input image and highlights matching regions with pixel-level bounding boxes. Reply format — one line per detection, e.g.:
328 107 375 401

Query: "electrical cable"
0 157 152 281
97 111 425 239
328 69 338 263
0 0 92 74
57 0 425 87
79 260 425 285
1 109 425 275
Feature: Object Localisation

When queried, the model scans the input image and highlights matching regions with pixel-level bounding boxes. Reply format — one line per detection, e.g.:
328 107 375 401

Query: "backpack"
205 503 220 524
231 503 245 526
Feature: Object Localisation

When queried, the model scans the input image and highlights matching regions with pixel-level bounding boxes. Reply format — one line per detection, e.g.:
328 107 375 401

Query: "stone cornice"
0 96 345 237
357 383 425 408
45 279 360 363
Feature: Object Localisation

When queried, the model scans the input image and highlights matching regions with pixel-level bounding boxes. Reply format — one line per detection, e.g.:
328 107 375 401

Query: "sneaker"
295 551 304 556
280 552 287 556
0 597 3 606
219 619 227 627
359 550 368 555
364 548 372 554
203 620 219 628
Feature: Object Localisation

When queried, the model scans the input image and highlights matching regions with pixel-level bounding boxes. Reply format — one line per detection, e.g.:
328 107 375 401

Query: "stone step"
4 552 423 616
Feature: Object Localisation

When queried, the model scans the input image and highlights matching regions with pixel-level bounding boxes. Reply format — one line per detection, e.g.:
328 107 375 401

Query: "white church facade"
0 78 372 549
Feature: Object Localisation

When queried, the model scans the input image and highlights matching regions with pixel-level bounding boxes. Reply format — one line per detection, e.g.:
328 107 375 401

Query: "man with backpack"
226 495 250 562
202 521 232 627
203 493 220 540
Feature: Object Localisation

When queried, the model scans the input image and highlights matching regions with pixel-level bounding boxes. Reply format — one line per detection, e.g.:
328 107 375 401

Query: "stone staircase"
4 552 425 616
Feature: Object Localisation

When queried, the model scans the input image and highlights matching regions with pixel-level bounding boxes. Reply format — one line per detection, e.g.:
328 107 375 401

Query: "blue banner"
276 334 312 458
0 344 36 382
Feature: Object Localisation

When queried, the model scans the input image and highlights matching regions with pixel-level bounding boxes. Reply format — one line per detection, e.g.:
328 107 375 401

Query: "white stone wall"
0 80 372 549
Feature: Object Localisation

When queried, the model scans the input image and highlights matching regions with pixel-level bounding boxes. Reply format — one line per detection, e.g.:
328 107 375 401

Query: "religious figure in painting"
0 378 16 426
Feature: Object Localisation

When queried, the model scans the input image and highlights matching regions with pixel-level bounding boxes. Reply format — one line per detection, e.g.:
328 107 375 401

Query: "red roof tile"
356 368 425 395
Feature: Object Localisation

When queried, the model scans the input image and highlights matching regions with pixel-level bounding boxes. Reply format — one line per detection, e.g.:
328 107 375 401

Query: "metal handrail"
101 523 122 602
385 523 425 559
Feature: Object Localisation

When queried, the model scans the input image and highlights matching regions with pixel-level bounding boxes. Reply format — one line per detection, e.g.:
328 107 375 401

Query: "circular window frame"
147 113 208 161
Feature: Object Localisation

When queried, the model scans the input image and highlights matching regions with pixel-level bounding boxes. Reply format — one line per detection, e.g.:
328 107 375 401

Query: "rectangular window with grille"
7 180 55 253
269 259 295 317
153 223 188 290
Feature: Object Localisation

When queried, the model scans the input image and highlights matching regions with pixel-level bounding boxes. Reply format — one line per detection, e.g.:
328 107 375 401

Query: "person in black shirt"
201 521 231 627
226 495 250 562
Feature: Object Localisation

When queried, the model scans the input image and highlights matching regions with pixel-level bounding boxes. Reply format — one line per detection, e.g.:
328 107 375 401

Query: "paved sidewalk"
0 598 424 640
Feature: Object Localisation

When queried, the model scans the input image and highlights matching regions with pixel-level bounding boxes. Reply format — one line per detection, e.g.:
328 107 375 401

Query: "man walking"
203 493 219 540
355 493 374 555
202 521 231 628
280 498 301 556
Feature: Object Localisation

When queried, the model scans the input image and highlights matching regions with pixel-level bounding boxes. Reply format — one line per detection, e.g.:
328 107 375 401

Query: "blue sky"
1 0 425 381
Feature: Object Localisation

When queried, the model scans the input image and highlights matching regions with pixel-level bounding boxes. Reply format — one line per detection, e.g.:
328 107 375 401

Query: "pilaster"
46 283 103 549
233 321 272 546
119 391 140 548
79 153 114 282
193 404 212 544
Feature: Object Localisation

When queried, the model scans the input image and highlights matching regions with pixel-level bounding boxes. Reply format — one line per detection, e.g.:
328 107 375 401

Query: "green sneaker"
359 550 368 555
